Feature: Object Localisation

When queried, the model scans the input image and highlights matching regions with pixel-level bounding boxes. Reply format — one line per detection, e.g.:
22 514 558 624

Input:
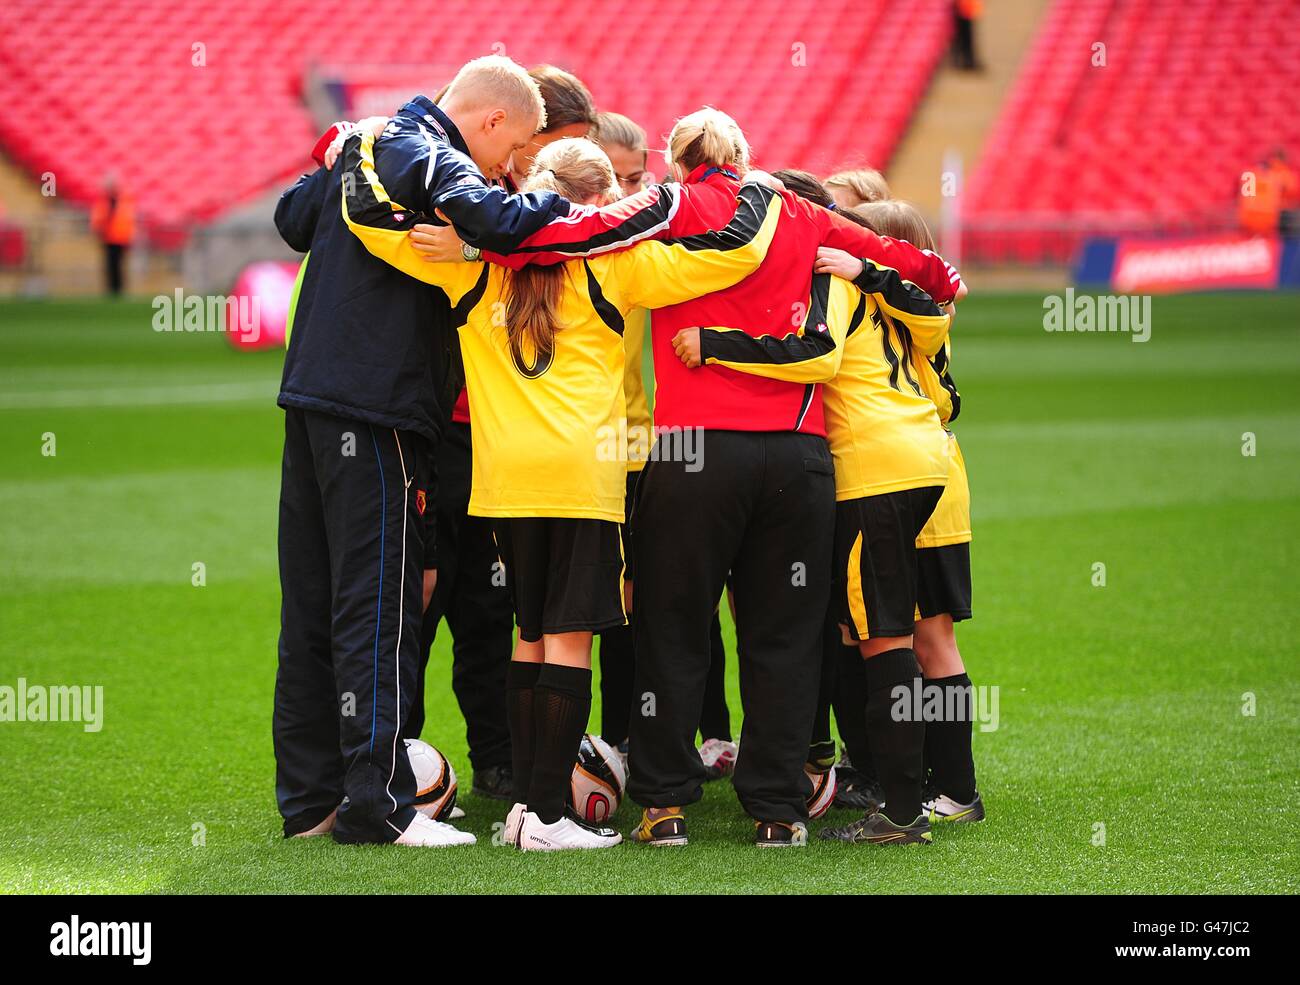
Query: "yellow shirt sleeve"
601 184 782 312
339 130 485 305
913 348 954 425
694 274 858 384
623 308 652 468
888 302 951 358
854 259 952 357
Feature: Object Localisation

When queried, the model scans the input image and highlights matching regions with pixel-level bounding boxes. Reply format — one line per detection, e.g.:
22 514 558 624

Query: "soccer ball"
569 734 626 823
805 763 837 819
405 738 458 822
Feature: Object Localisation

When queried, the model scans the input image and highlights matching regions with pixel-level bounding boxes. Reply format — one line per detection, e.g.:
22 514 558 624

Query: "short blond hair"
825 168 891 206
443 55 548 131
665 107 749 176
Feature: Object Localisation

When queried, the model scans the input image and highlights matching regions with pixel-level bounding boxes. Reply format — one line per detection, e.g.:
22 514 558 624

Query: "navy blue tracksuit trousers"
274 407 433 842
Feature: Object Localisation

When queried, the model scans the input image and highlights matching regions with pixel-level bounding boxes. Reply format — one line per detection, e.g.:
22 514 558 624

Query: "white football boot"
502 802 526 847
699 738 739 780
518 811 623 851
394 812 477 847
922 790 986 823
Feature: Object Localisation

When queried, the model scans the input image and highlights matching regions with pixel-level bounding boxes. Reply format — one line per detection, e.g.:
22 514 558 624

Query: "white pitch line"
0 380 278 410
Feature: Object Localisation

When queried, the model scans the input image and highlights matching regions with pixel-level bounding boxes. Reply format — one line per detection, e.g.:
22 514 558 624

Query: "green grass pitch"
1 291 1297 894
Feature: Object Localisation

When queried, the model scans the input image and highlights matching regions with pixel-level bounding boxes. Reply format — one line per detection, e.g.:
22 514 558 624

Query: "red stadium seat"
963 0 1300 263
0 0 954 244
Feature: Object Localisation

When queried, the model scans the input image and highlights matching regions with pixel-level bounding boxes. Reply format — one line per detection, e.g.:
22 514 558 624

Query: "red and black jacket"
487 164 964 436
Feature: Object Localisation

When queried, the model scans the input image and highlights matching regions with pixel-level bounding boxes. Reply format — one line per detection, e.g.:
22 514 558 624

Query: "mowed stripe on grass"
0 294 1297 894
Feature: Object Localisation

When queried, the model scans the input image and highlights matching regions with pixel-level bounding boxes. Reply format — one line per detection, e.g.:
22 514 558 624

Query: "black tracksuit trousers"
597 472 641 747
628 429 836 824
273 408 432 843
408 421 514 771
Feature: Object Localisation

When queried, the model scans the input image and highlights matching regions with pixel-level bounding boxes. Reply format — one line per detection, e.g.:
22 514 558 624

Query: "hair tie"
827 201 838 210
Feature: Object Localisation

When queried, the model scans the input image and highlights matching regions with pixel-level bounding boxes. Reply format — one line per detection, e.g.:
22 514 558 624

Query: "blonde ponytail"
505 138 619 371
665 107 750 177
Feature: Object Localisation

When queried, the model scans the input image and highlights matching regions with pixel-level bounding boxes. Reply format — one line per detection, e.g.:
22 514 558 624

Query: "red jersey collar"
684 162 741 184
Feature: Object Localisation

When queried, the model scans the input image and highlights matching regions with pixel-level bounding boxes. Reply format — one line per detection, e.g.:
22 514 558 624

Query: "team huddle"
272 54 982 852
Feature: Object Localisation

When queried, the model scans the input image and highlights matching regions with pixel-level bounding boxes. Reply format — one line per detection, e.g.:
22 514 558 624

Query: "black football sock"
810 622 838 767
923 672 977 804
834 641 875 777
506 660 543 805
864 647 926 824
597 623 634 747
528 663 593 824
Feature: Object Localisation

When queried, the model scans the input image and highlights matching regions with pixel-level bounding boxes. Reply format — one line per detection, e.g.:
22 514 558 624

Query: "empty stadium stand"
0 0 953 247
963 0 1300 263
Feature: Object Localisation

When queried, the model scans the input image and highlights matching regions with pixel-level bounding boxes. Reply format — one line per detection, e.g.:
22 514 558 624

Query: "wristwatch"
461 243 482 262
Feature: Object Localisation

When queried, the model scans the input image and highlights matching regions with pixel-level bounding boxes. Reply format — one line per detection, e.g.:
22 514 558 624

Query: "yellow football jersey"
916 432 971 547
698 272 951 500
913 339 960 428
915 339 970 546
340 140 781 521
623 307 652 472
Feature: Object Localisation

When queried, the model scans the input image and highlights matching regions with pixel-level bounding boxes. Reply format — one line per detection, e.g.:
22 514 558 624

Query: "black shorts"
490 517 626 642
915 542 973 622
833 486 943 640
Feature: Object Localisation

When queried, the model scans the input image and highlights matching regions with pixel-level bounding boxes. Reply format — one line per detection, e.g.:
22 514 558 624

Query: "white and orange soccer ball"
405 738 458 822
569 734 627 823
805 763 837 819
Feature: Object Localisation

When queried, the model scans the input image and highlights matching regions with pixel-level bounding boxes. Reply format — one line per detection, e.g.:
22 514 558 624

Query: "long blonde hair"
664 107 749 178
505 138 619 370
850 199 935 251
